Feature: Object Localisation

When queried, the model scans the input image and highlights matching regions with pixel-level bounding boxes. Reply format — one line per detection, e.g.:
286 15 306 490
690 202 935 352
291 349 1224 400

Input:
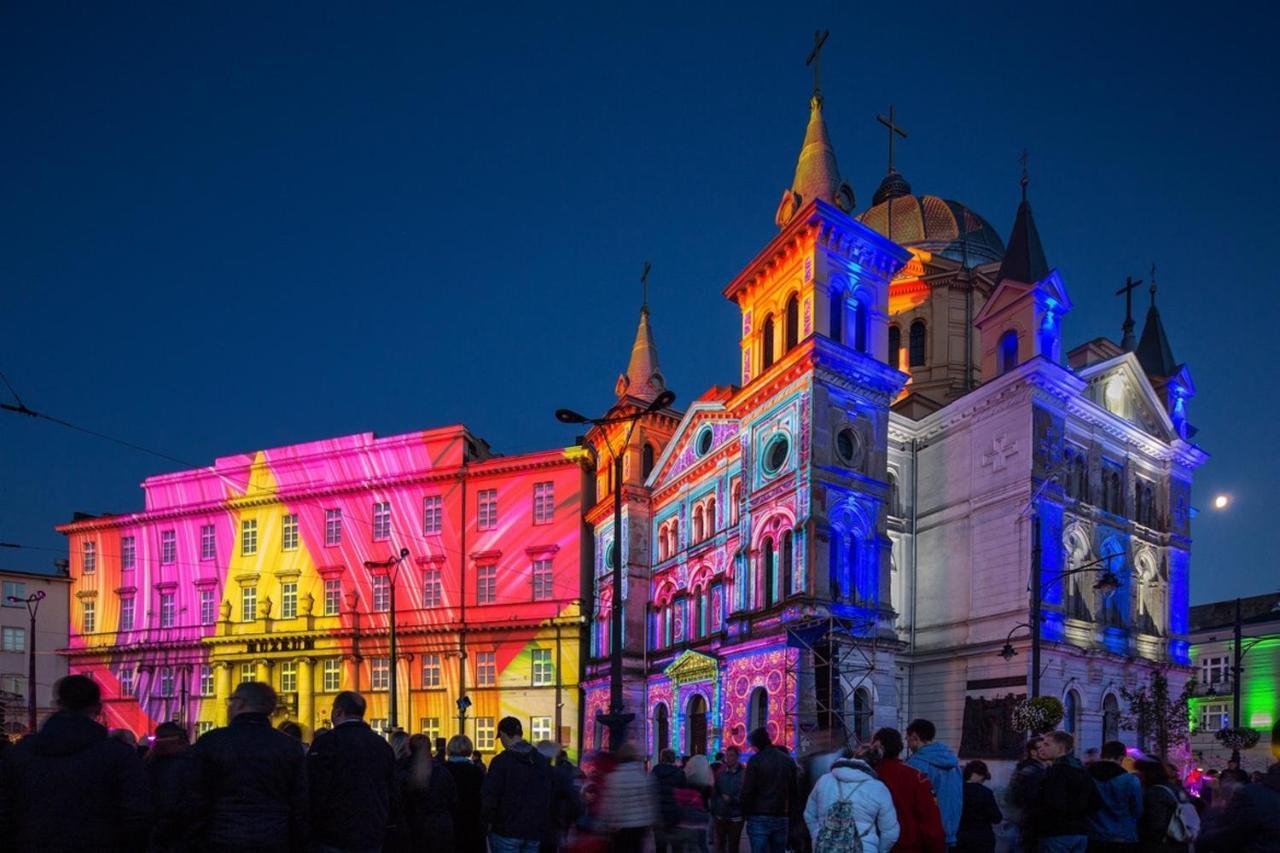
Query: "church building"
580 72 1206 762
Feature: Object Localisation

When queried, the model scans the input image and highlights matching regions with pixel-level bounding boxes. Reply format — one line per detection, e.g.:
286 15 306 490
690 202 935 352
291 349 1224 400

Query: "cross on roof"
1149 262 1158 307
641 261 652 311
806 30 829 100
1018 149 1030 200
877 105 908 174
1116 275 1143 350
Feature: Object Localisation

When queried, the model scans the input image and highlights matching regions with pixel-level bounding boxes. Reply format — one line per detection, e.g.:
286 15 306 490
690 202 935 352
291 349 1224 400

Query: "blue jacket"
1087 761 1142 843
906 741 963 844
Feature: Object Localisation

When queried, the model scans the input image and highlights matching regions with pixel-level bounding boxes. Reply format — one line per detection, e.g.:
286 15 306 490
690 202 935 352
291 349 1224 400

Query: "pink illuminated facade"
59 426 592 753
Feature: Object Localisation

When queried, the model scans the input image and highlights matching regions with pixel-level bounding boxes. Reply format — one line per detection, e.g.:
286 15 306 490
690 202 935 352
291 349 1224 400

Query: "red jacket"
876 757 946 853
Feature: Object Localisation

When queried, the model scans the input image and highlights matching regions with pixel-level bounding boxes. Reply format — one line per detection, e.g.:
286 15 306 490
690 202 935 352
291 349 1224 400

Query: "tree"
1120 668 1195 760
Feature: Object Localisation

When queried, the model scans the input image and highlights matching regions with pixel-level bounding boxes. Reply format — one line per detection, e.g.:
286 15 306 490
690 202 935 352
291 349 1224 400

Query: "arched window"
785 294 800 351
692 506 704 544
748 687 769 734
693 588 704 638
655 703 670 755
706 497 716 536
781 530 794 597
998 330 1019 375
730 481 741 524
829 289 843 344
700 585 711 636
854 300 868 354
687 694 708 755
853 688 873 742
1063 689 1080 734
1102 694 1120 744
762 539 776 607
762 315 776 370
909 321 927 367
888 472 900 516
642 443 656 479
671 519 679 552
887 325 901 369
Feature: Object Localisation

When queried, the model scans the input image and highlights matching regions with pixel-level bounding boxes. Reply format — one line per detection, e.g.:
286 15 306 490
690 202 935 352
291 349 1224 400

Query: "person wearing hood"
480 716 554 853
904 718 963 846
1087 740 1143 851
0 674 152 853
802 748 899 853
1035 730 1100 852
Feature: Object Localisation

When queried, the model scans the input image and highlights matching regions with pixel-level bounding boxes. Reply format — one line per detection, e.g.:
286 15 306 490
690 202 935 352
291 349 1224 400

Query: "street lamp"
7 589 46 733
363 547 410 733
1226 597 1265 763
555 387 676 750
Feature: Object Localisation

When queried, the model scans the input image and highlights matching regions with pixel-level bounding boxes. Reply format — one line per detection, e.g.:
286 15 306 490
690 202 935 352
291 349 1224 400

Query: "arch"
658 527 668 562
785 293 800 351
762 314 776 370
853 299 869 354
730 480 742 524
1062 525 1094 620
852 687 873 742
887 471 900 516
1134 549 1160 635
781 529 794 597
747 687 768 733
762 538 776 608
887 325 902 369
686 693 708 755
705 496 716 535
909 321 927 367
1063 688 1080 734
1102 692 1121 744
998 329 1019 375
1104 376 1126 416
829 288 843 344
642 443 656 479
692 505 705 544
655 702 670 755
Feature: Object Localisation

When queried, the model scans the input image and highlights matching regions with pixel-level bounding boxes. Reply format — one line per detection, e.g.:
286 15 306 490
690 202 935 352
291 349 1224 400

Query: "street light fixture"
363 547 410 733
555 388 676 750
7 589 46 733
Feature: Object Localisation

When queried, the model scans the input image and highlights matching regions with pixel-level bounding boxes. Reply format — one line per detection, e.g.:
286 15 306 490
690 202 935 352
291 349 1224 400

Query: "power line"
0 368 28 411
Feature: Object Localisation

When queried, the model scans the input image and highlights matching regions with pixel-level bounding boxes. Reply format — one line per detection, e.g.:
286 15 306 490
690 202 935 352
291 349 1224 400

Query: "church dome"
857 194 1006 267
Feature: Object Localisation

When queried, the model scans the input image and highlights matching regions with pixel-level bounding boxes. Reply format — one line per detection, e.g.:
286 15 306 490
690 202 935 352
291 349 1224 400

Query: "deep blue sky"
2 3 1276 603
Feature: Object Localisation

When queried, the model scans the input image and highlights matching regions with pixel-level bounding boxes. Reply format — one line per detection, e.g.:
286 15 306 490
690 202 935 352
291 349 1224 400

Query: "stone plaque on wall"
959 693 1024 759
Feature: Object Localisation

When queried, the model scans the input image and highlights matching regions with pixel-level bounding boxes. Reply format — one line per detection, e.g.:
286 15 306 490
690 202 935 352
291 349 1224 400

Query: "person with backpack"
1134 759 1196 853
802 746 899 853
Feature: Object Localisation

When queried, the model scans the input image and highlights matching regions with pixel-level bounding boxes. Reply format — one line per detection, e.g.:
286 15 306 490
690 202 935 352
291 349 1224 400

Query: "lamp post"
1226 597 1265 763
1001 546 1122 698
555 388 675 750
364 547 410 733
7 589 46 733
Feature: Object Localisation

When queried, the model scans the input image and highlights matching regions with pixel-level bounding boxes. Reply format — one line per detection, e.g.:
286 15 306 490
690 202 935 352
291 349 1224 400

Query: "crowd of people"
2 675 1278 853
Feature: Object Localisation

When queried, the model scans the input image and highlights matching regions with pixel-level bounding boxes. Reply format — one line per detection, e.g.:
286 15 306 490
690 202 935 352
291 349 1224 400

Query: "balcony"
1193 678 1235 698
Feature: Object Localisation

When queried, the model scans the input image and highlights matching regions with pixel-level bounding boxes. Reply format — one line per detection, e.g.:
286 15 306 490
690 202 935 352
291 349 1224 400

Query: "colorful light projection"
60 427 591 751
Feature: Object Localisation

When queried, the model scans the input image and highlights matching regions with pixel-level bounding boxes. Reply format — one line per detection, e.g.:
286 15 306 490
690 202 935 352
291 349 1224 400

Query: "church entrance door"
686 694 708 755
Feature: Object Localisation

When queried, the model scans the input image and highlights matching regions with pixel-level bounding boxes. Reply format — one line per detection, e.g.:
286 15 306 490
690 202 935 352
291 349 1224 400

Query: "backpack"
1157 784 1201 843
814 779 871 853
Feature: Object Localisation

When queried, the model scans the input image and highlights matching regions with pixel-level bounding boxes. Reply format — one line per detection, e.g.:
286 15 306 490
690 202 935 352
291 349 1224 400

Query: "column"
254 658 272 686
214 662 233 727
296 657 315 736
344 655 362 693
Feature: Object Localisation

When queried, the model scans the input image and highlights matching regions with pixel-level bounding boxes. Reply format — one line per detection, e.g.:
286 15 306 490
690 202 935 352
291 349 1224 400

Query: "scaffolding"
785 606 883 753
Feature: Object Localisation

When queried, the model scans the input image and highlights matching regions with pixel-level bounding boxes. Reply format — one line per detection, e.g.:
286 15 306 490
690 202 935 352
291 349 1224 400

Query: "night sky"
2 3 1276 604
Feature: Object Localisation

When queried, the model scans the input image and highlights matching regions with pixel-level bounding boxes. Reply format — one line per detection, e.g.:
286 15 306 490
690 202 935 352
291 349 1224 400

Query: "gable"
647 401 740 489
972 278 1033 327
663 649 718 685
1077 353 1175 440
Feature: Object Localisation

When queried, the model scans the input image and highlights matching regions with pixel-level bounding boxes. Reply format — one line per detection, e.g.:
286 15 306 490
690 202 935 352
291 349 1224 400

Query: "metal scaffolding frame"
785 607 882 752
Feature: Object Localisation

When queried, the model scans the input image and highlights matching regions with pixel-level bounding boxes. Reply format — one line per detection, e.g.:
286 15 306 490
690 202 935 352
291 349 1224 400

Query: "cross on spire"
1116 275 1143 350
877 105 908 174
1149 262 1158 307
806 30 829 102
1018 149 1030 201
641 261 652 313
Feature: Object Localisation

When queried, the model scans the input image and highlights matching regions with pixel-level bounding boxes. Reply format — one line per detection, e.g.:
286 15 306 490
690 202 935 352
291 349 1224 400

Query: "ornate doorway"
686 694 708 755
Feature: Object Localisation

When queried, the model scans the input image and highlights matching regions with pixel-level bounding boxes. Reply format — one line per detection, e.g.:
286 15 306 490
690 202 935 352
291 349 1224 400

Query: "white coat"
803 759 901 853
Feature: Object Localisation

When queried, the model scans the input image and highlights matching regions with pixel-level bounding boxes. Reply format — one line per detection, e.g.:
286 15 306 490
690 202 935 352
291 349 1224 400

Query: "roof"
614 305 666 402
1135 301 1179 378
1189 593 1280 632
775 96 854 227
856 194 1006 267
996 194 1049 284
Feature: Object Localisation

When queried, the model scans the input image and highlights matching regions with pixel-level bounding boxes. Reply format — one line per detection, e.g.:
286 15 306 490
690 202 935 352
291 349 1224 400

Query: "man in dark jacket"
739 727 797 853
306 690 400 853
1009 735 1050 851
871 727 946 853
1035 730 1101 852
146 721 201 852
1087 740 1143 851
192 681 308 853
712 746 746 853
0 674 152 853
481 716 553 853
651 747 687 853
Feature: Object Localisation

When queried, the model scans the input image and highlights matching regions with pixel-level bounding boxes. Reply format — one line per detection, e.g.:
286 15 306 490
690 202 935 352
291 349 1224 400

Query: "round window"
835 427 861 465
605 541 616 569
696 427 714 456
763 434 791 475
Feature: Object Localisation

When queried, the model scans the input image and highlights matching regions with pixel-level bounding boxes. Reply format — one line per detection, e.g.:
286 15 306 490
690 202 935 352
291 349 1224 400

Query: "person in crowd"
1196 767 1248 852
653 747 689 853
389 729 411 765
1008 735 1050 852
444 734 487 853
472 752 488 774
802 745 899 853
537 740 583 853
278 720 304 749
870 727 944 853
1036 730 1100 853
192 680 308 853
1083 748 1101 767
1195 719 1280 852
0 674 152 853
955 760 1002 853
435 737 449 763
397 732 457 852
481 716 554 853
145 720 200 853
1087 740 1143 852
306 690 399 853
109 728 139 749
1134 759 1191 853
597 743 657 853
739 727 798 853
904 718 963 848
675 754 714 852
712 746 746 853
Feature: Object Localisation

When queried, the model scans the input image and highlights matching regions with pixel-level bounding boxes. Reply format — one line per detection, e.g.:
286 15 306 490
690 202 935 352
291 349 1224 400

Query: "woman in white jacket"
803 753 901 853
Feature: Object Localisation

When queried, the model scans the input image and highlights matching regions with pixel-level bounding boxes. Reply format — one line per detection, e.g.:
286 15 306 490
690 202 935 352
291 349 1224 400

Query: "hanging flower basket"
1214 727 1260 751
1012 696 1064 734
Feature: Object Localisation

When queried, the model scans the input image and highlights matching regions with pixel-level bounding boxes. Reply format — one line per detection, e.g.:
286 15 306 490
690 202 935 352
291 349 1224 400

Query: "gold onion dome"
857 193 1006 267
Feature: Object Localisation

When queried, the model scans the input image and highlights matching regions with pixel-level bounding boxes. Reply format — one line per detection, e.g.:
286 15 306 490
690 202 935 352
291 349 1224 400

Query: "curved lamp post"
363 547 410 733
7 589 46 733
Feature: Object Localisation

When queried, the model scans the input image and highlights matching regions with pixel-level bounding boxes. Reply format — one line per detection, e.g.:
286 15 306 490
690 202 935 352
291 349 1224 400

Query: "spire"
995 152 1049 285
775 33 854 228
1135 267 1179 377
615 265 666 401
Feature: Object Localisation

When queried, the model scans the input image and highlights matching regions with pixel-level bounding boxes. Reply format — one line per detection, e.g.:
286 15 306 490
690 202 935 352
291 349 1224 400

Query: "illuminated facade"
582 82 1206 761
59 427 591 754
